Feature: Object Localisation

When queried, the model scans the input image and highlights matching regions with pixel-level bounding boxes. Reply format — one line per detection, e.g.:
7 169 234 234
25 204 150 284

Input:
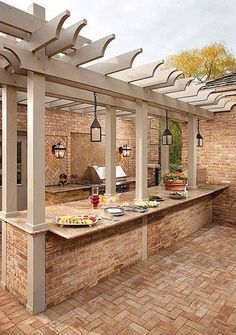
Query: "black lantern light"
90 92 102 142
197 118 203 147
162 111 173 145
52 142 66 159
119 144 131 157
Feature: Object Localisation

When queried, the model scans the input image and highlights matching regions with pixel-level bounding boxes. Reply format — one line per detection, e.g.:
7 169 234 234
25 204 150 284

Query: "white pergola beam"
28 11 70 52
3 46 214 119
60 34 115 66
110 60 164 82
157 77 193 94
45 19 87 57
146 71 183 90
0 1 44 34
167 83 205 99
180 89 215 103
133 67 177 87
86 49 143 75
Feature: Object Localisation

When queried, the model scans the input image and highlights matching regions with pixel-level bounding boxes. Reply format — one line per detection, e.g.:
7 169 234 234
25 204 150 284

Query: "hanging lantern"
197 118 203 147
119 144 131 157
90 92 102 142
162 111 173 145
52 142 66 159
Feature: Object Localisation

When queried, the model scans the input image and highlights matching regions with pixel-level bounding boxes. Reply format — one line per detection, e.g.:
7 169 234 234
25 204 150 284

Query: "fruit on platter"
55 215 98 226
134 200 159 208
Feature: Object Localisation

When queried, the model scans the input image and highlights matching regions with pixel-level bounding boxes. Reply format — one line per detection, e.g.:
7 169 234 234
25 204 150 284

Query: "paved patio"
1 223 236 335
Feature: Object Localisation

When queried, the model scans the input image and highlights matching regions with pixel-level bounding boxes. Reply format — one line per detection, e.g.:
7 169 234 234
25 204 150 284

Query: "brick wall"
147 196 213 255
45 219 143 307
0 105 160 186
182 106 236 224
6 225 28 306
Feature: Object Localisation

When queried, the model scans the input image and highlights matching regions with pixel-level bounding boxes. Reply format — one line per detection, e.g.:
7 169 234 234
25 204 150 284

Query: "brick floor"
1 224 236 334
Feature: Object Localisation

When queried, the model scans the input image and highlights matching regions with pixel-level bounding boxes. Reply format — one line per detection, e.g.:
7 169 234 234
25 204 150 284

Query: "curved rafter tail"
86 48 143 75
46 19 88 57
28 10 71 53
60 34 116 66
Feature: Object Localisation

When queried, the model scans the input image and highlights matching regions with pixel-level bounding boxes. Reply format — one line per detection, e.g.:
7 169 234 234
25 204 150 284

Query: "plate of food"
104 207 125 216
54 214 98 227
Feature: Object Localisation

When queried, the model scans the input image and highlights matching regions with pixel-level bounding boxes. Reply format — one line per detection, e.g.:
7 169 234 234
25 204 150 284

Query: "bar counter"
0 184 228 308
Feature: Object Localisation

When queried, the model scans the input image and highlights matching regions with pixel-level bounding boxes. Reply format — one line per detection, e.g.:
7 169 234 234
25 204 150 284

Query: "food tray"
53 214 98 227
104 207 125 216
169 192 187 200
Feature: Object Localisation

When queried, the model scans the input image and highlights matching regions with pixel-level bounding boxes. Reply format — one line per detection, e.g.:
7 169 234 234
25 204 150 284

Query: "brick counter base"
147 196 213 255
45 195 213 307
3 194 213 309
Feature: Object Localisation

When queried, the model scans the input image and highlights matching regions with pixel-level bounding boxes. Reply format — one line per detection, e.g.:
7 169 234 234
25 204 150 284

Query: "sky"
5 0 236 65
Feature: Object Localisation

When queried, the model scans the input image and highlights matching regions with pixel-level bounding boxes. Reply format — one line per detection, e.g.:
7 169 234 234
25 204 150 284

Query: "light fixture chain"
94 92 97 118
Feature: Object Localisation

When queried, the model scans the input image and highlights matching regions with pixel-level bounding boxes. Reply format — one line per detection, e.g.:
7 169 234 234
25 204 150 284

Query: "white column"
1 85 18 288
105 105 116 195
160 116 169 177
26 72 47 314
26 72 47 232
188 114 197 188
2 85 18 217
26 234 46 314
135 100 148 201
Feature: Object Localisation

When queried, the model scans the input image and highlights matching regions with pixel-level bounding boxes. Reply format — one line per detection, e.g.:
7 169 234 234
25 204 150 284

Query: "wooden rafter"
86 49 143 75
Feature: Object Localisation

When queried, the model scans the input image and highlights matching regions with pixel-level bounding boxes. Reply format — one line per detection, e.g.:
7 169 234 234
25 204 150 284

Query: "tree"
168 42 236 82
169 121 183 171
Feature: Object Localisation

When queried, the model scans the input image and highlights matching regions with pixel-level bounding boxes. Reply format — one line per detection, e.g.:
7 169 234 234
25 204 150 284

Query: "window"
0 141 22 186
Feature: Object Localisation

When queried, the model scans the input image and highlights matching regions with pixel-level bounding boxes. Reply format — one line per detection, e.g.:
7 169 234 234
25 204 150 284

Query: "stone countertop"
0 184 228 238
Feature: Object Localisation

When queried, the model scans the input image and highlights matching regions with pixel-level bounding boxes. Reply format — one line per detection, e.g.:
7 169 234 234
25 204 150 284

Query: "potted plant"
163 171 188 191
59 173 67 186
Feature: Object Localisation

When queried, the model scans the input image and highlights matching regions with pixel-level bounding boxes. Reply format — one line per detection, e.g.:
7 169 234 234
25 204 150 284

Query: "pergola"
0 1 235 314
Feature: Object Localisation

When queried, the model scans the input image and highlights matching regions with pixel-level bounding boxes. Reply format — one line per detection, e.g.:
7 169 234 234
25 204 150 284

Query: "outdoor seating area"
0 1 236 334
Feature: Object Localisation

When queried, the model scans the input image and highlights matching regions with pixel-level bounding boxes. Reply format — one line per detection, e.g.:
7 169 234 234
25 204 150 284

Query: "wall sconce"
119 144 131 157
90 92 102 142
197 118 203 147
52 142 66 159
162 111 173 145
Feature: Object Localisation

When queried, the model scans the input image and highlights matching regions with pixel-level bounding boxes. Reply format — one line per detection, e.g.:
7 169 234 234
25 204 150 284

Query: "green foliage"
169 121 183 171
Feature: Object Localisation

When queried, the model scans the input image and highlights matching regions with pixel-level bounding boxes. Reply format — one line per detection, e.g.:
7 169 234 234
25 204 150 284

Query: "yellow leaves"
167 42 236 82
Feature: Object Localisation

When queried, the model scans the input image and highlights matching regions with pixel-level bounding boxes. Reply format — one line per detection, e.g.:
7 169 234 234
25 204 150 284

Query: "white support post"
188 114 197 188
26 72 47 314
26 71 47 232
26 233 46 314
1 85 18 288
105 105 116 195
160 116 169 177
135 100 148 201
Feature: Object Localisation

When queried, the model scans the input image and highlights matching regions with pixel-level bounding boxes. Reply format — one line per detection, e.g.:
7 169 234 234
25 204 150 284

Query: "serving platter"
104 207 125 216
53 214 99 227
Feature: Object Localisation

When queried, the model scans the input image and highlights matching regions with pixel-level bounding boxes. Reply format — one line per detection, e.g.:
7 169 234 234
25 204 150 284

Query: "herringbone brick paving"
1 224 236 334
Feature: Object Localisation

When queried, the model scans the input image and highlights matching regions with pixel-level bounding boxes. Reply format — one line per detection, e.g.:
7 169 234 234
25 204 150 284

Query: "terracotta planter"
164 180 187 191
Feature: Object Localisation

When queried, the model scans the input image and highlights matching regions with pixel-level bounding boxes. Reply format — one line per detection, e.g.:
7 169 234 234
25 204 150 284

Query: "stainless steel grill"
82 165 127 184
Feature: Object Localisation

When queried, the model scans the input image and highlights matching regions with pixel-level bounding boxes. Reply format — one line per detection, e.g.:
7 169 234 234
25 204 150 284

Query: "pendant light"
197 118 203 147
162 111 173 145
90 92 102 142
